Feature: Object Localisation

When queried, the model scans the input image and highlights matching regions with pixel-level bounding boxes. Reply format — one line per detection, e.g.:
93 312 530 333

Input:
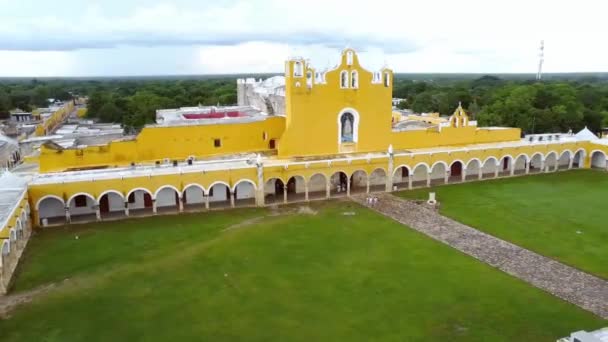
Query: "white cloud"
0 0 606 75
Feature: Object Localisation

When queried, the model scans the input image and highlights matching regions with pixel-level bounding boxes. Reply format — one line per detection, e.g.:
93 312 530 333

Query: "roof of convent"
0 172 27 231
30 127 596 186
154 105 272 127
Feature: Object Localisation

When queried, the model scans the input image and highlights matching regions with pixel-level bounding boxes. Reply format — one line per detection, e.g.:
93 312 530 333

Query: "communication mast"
536 40 544 81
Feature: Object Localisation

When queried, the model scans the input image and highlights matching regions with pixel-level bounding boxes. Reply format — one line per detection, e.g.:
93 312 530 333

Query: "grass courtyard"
0 201 605 341
398 169 608 280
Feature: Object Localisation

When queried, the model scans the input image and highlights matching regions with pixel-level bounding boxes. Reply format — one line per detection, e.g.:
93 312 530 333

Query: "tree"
97 101 122 123
0 89 10 119
32 85 50 107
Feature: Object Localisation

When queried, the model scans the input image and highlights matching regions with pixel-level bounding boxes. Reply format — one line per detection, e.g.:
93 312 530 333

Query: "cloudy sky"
0 0 605 76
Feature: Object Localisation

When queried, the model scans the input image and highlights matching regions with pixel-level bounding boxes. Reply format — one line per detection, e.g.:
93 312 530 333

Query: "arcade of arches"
33 149 592 227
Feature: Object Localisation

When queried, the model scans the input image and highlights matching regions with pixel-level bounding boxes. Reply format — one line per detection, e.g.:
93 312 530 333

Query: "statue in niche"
341 113 354 143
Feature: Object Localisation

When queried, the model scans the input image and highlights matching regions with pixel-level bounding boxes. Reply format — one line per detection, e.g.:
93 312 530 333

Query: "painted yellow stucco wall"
39 116 285 172
0 194 29 240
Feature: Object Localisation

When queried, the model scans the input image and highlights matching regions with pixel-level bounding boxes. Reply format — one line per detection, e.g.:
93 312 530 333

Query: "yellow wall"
29 140 598 227
0 194 29 239
77 108 87 118
39 116 285 172
277 49 520 158
35 102 74 137
279 49 394 157
28 167 257 224
37 49 525 172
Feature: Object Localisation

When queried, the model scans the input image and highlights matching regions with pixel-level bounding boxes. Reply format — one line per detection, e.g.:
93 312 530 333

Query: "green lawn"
398 169 608 279
1 201 604 341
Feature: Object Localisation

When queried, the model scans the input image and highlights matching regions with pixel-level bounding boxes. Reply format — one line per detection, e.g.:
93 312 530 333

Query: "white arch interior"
481 158 497 176
369 168 387 187
499 156 512 173
38 196 65 220
350 170 367 189
513 155 527 173
234 181 256 200
287 176 306 195
573 150 584 168
392 166 410 185
99 191 125 213
183 185 205 205
329 172 348 193
9 229 16 242
412 164 428 182
465 159 481 177
591 151 607 169
2 240 9 256
530 154 543 171
20 210 27 225
545 153 557 170
430 163 447 180
209 183 230 203
308 174 327 194
558 151 571 168
127 189 153 210
264 178 284 196
156 187 179 208
16 220 23 239
68 193 96 216
572 150 585 168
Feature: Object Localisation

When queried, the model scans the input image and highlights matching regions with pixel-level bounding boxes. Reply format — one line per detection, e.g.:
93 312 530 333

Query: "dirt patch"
0 280 68 319
297 206 317 215
222 217 266 232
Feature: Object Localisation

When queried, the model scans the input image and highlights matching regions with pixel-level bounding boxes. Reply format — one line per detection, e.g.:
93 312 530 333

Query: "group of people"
365 196 379 207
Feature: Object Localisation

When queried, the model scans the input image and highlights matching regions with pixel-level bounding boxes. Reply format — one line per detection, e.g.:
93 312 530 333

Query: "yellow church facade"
25 49 608 227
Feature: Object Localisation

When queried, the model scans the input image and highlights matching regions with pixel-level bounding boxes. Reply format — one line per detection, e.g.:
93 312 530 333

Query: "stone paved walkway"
353 193 608 319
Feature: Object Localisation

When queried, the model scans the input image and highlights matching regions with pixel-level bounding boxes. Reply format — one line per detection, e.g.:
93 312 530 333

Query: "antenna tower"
536 40 544 81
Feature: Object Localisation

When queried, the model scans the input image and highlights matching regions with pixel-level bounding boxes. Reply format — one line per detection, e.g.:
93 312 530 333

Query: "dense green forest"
1 74 607 134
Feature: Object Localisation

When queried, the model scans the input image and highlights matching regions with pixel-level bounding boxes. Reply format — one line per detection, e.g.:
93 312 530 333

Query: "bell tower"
278 49 393 158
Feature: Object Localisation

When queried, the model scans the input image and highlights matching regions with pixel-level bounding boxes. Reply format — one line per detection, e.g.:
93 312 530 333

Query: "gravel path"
353 193 608 319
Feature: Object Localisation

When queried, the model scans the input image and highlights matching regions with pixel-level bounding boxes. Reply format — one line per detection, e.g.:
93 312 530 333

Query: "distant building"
9 110 33 122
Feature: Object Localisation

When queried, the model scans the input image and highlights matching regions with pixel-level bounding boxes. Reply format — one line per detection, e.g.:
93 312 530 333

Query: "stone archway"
308 174 328 200
98 191 125 219
430 162 447 185
183 184 205 210
530 154 544 173
591 151 607 170
264 178 285 204
499 156 512 176
155 186 180 213
67 193 97 223
465 159 481 181
392 166 410 190
329 171 349 197
37 196 65 226
558 151 572 170
573 150 584 169
412 164 429 187
208 182 231 208
449 161 463 183
286 176 306 202
234 180 256 207
513 155 528 175
350 170 367 194
481 157 498 179
369 168 387 192
544 152 558 172
127 189 154 215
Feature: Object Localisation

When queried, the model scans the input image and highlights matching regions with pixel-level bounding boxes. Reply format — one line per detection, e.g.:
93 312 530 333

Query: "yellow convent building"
9 48 608 235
